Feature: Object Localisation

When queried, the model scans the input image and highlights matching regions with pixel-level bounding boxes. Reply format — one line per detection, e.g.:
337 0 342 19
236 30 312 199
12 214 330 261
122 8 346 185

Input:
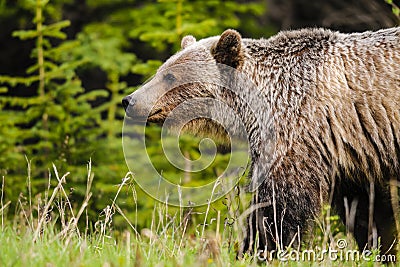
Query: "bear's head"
122 29 245 137
123 29 275 193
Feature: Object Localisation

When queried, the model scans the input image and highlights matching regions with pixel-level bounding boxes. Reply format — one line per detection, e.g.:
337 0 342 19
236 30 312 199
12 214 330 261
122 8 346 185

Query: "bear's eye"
164 73 176 84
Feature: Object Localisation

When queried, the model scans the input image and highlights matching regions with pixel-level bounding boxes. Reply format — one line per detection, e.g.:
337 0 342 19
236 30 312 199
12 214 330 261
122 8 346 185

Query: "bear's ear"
181 35 196 49
212 29 243 68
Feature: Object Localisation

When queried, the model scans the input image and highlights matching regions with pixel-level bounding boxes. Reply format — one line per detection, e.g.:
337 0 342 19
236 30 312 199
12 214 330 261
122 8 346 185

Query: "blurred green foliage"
0 0 271 229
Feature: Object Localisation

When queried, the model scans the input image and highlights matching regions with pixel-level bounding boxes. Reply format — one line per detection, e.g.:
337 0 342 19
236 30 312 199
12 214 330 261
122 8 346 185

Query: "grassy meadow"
0 162 396 267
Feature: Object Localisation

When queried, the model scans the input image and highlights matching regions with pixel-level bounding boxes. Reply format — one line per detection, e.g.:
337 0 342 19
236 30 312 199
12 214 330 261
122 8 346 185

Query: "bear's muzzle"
122 95 134 111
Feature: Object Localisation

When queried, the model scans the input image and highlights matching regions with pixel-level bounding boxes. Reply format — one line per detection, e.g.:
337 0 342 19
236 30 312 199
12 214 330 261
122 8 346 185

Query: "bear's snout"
122 95 140 119
122 95 153 121
122 95 134 111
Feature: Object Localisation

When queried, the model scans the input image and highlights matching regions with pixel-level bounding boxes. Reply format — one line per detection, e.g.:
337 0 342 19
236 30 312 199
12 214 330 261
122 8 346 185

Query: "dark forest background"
0 0 398 229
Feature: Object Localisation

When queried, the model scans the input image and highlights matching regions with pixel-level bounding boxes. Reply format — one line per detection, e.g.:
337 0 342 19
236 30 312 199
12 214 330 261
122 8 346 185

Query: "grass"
0 161 397 266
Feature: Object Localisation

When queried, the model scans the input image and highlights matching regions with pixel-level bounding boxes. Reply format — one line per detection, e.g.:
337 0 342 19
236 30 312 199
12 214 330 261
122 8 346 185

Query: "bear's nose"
122 96 135 111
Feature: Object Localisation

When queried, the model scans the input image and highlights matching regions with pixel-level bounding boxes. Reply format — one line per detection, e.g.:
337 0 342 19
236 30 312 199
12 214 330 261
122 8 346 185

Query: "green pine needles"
0 0 127 211
0 0 266 228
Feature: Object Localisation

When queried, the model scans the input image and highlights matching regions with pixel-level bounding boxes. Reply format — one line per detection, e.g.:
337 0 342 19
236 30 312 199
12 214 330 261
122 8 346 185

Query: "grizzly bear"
123 27 400 257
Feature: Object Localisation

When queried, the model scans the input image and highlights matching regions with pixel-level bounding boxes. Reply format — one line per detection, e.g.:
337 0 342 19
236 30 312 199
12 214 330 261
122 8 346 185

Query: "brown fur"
123 27 400 258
